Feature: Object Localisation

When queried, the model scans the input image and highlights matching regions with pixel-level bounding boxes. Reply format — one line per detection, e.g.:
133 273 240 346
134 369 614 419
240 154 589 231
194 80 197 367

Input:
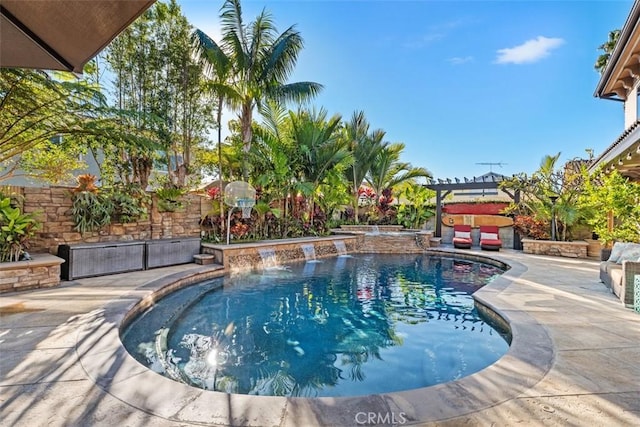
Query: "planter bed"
522 238 588 258
0 254 65 293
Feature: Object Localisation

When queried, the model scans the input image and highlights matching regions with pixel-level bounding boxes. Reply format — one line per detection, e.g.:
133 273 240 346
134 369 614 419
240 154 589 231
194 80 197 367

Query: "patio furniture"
145 237 202 269
452 224 473 249
480 225 502 251
58 241 145 280
600 243 640 308
59 237 203 279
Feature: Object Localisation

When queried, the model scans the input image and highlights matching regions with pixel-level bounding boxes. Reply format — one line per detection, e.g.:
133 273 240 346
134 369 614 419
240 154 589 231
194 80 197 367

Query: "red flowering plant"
373 188 396 224
206 186 221 200
358 186 376 206
513 215 550 240
230 222 250 239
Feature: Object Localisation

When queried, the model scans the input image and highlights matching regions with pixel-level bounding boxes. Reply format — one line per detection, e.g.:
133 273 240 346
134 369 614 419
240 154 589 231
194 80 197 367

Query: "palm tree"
341 111 386 222
251 100 297 218
365 142 432 203
289 108 349 225
193 28 238 223
219 0 323 180
594 29 621 74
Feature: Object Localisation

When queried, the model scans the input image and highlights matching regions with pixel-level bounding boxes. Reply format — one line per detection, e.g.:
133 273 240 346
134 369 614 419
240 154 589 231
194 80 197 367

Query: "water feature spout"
301 244 320 262
258 248 279 270
333 240 352 258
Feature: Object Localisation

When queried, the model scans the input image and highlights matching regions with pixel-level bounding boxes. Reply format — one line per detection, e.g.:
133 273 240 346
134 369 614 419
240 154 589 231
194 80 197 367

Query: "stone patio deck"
0 249 638 426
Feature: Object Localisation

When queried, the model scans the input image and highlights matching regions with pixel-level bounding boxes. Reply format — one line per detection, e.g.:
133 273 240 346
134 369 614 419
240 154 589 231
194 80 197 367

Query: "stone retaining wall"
16 186 204 255
338 225 405 232
0 254 64 293
522 239 588 258
202 236 359 271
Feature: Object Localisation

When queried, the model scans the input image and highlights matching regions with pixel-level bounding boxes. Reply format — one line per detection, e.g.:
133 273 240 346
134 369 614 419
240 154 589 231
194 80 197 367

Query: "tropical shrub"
70 174 113 233
513 215 550 240
107 184 149 223
396 184 435 229
0 197 40 262
71 191 113 233
155 186 186 212
579 169 640 245
500 153 586 241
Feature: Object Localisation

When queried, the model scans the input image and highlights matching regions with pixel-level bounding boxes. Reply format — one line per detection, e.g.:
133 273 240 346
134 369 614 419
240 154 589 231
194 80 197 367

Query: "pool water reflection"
122 254 509 397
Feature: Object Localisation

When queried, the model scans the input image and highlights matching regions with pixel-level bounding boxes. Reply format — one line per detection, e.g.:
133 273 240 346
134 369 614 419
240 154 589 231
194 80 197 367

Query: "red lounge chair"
480 225 502 251
452 224 472 249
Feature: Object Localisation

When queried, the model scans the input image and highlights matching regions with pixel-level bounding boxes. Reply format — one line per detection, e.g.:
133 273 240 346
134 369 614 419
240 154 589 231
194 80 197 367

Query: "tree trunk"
241 102 253 181
217 97 225 233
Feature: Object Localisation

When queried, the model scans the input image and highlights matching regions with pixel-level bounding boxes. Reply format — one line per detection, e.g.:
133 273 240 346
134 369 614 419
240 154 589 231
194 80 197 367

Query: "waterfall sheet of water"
333 240 352 258
301 244 321 263
258 248 286 270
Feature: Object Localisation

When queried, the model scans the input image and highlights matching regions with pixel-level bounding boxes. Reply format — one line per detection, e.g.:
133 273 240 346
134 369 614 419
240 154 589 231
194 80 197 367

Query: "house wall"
16 186 206 255
625 84 639 128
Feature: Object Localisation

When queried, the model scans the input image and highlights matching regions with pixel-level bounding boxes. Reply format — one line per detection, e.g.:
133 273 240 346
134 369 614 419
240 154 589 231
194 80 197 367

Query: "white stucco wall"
624 84 639 128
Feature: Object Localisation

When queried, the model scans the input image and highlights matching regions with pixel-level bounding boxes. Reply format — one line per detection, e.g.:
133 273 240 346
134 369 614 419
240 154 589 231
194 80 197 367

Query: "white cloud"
404 32 444 49
495 36 564 64
448 56 473 65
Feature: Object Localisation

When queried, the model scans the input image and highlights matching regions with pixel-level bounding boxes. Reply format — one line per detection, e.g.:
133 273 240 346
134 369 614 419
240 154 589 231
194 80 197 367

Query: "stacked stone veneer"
0 254 64 293
359 232 432 253
202 236 359 271
21 186 204 255
522 239 588 258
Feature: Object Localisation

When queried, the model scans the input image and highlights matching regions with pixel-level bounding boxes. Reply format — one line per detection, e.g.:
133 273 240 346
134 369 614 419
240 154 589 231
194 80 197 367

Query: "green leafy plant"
155 186 186 212
578 168 640 246
107 184 149 223
500 153 587 241
397 184 435 229
0 197 40 262
71 191 113 233
70 174 113 233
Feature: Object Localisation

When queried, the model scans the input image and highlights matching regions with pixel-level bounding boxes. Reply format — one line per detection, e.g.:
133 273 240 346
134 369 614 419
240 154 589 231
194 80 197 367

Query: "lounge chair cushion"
480 232 498 240
479 225 502 250
454 231 471 239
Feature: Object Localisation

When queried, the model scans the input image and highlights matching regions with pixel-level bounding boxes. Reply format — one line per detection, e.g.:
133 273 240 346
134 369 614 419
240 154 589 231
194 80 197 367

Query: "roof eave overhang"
594 0 640 101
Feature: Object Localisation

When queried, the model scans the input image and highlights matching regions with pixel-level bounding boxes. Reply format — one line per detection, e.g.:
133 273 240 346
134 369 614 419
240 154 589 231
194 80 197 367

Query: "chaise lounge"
479 225 502 251
452 224 473 249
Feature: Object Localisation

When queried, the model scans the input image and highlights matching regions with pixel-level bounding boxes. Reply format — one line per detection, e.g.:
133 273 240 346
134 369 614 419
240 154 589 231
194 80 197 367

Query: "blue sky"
180 0 632 180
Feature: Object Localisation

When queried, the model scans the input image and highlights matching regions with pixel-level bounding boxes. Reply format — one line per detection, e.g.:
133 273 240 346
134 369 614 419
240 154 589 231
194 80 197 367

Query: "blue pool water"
121 254 509 397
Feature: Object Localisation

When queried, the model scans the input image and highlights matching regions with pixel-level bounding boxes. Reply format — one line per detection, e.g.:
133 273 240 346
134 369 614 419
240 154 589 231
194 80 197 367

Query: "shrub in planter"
513 215 550 240
0 197 40 262
107 184 149 223
70 174 113 233
156 186 186 212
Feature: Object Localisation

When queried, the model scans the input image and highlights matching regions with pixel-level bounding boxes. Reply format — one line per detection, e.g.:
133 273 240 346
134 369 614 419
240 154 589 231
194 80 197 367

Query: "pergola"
425 175 522 249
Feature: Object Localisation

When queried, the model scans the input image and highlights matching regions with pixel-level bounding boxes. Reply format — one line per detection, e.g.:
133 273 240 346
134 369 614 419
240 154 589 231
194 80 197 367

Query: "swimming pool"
121 253 509 397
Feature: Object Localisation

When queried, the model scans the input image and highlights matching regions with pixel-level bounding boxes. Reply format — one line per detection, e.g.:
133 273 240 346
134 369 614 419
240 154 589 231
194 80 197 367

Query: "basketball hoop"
224 181 256 244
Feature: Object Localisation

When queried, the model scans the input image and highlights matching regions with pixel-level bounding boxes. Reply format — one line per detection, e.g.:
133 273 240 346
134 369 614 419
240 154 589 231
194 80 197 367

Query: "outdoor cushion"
616 243 640 263
452 224 473 248
480 232 498 240
608 242 631 263
454 231 471 239
480 239 502 246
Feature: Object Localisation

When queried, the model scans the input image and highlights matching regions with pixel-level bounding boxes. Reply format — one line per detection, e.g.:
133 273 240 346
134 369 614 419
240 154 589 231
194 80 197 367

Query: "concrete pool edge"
75 251 554 426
